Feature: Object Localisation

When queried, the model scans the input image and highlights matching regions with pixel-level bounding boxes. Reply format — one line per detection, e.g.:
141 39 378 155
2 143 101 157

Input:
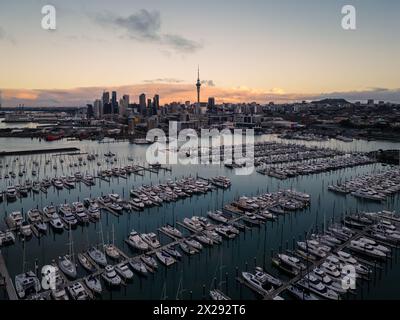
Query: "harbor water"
0 136 399 300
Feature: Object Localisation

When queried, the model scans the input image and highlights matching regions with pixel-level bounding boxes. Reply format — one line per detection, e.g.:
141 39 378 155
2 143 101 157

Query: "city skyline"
1 0 400 107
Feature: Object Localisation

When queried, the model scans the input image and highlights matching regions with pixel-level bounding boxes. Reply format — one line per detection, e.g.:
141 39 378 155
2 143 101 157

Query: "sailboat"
104 224 120 260
15 238 41 299
58 224 77 279
209 252 231 300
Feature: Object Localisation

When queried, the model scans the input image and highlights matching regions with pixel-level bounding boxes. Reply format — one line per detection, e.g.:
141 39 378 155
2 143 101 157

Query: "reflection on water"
0 136 399 300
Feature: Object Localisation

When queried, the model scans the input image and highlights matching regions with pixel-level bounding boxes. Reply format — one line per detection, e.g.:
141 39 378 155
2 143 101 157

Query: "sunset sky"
0 0 399 107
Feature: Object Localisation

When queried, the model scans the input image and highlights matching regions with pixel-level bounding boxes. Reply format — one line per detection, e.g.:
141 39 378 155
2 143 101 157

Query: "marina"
0 136 399 300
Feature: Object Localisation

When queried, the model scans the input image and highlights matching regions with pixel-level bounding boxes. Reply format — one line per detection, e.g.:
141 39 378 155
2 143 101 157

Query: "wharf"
0 251 18 300
0 147 80 157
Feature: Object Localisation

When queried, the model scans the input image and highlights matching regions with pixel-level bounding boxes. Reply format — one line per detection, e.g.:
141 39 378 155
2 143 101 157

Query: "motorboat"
156 250 176 266
84 275 102 295
286 285 320 301
209 289 231 300
141 255 158 269
179 242 198 255
9 211 23 228
67 282 91 300
297 275 340 300
104 244 120 260
115 262 134 281
129 259 148 276
87 247 108 267
58 255 77 279
164 246 182 259
126 230 149 251
242 272 271 295
15 271 41 299
27 209 47 234
141 233 161 249
185 239 203 251
78 253 96 273
102 265 122 287
72 202 89 223
254 267 282 287
20 221 33 238
160 224 183 238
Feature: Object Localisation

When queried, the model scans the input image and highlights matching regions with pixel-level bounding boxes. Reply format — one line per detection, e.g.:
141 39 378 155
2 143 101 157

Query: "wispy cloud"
0 26 15 44
201 80 216 87
144 78 184 84
94 9 202 53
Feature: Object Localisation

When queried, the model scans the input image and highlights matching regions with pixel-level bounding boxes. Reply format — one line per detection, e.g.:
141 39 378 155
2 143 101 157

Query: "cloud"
144 78 184 84
201 80 216 87
2 85 400 108
0 26 15 44
94 9 202 53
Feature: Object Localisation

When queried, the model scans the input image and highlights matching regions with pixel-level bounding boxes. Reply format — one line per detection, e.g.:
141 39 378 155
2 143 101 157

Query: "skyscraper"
94 99 103 118
139 93 146 115
196 66 201 106
119 94 129 116
102 91 110 105
111 91 118 114
153 94 160 116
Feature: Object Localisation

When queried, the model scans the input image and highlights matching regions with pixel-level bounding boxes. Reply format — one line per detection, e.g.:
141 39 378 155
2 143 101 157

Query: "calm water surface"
0 136 399 300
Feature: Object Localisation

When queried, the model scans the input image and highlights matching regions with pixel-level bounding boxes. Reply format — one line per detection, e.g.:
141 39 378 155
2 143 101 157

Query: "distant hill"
311 98 351 105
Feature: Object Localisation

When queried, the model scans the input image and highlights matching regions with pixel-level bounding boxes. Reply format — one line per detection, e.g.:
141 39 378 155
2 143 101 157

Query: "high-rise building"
119 94 129 116
102 91 110 105
153 94 160 116
93 99 103 118
139 93 146 115
0 90 2 110
208 97 215 112
111 91 118 114
196 66 201 106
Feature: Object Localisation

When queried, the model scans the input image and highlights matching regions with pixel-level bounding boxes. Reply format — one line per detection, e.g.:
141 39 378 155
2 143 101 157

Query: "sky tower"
196 66 201 105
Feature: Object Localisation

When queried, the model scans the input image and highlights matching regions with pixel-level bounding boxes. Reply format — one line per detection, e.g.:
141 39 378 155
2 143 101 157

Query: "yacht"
141 233 161 249
207 211 228 223
297 275 340 300
102 265 122 287
58 255 77 279
210 289 231 301
20 221 33 238
129 259 148 276
9 211 23 228
87 247 108 267
185 239 203 251
49 217 64 232
27 209 47 234
115 262 134 281
6 186 17 201
58 204 78 228
15 271 41 299
242 272 271 295
84 275 102 295
160 224 183 238
141 255 158 269
104 244 120 260
179 241 198 255
72 202 89 223
286 285 320 300
43 206 58 220
78 253 96 273
254 267 282 287
67 282 90 300
349 240 387 259
126 230 149 251
156 250 176 266
164 246 182 259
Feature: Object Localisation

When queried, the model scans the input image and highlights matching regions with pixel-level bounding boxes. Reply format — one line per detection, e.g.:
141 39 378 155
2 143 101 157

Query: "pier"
0 147 80 157
0 252 18 300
